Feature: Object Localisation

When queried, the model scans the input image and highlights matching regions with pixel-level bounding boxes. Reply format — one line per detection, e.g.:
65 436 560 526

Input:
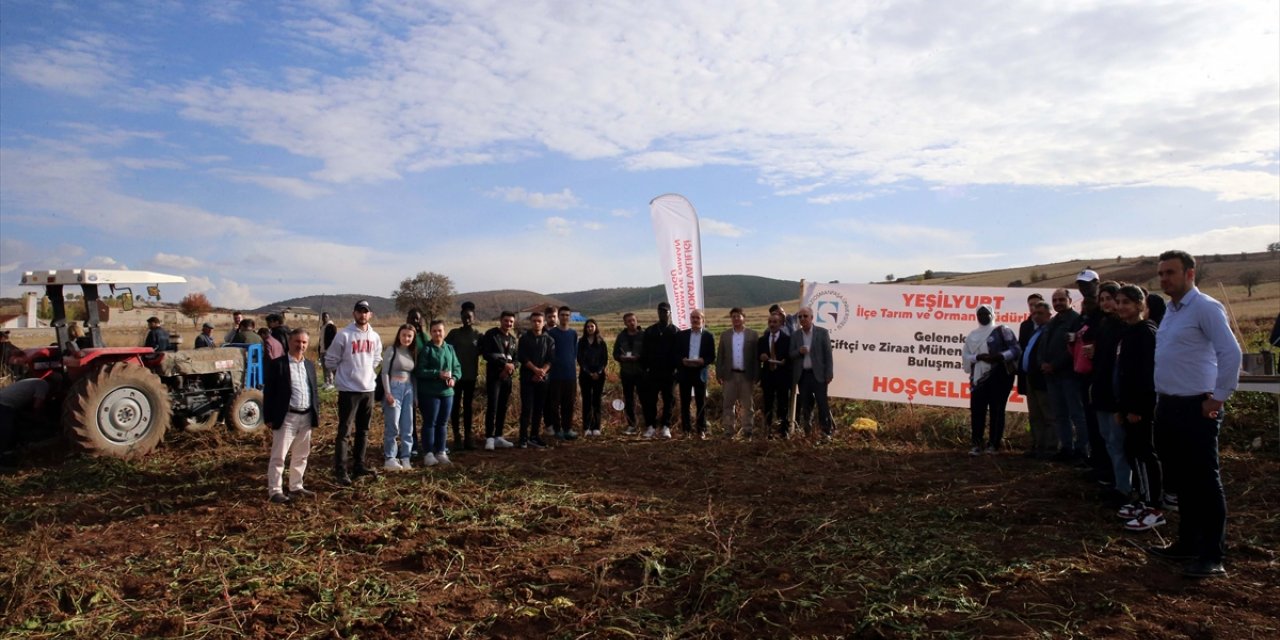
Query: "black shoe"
1182 560 1227 579
528 437 548 449
518 439 528 449
353 467 378 479
291 488 317 499
1145 544 1197 562
269 493 291 504
334 471 353 486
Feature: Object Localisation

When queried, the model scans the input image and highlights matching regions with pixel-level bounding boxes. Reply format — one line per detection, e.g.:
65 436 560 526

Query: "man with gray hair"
1039 288 1087 461
790 306 835 441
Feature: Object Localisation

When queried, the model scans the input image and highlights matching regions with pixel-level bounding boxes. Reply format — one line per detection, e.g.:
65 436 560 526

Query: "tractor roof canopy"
20 269 186 287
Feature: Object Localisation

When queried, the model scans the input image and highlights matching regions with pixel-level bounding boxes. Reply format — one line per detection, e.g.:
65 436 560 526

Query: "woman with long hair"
381 324 418 470
577 318 609 436
416 320 461 466
1113 284 1165 532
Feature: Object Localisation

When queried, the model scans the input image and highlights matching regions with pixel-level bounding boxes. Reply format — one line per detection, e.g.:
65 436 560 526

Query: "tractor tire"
62 363 171 459
226 388 265 434
177 411 221 432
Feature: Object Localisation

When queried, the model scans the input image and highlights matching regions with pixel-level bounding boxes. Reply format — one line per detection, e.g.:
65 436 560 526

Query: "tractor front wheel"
63 363 171 459
226 389 265 434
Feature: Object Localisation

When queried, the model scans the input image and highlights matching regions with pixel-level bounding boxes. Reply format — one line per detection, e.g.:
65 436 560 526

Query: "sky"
1 0 1277 310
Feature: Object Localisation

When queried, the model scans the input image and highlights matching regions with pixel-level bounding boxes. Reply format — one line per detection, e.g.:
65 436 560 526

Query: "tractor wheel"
176 411 221 432
226 388 265 434
63 363 171 459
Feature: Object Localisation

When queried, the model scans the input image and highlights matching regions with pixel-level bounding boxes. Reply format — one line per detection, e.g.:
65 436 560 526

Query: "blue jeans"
1097 410 1132 493
382 379 415 460
419 394 453 455
1046 374 1088 454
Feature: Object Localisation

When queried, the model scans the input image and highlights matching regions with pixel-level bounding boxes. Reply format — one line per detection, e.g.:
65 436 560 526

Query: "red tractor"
13 269 265 459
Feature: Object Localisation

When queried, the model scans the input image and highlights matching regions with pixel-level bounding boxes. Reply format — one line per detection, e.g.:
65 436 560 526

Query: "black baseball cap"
354 300 371 312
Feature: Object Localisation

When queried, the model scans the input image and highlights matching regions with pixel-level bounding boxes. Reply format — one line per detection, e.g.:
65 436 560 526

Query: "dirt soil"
2 403 1278 639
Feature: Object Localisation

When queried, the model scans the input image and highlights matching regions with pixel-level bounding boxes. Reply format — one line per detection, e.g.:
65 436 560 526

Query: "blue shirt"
1021 325 1044 373
547 327 578 381
1154 287 1242 400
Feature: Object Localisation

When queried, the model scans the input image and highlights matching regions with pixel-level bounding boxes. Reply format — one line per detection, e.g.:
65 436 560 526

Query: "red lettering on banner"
900 292 1006 311
873 375 1026 404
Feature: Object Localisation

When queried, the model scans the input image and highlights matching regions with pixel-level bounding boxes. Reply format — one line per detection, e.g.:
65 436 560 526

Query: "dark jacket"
481 327 518 381
757 330 791 386
445 325 482 381
1088 316 1125 411
518 331 555 381
642 322 679 378
672 329 715 384
263 355 319 429
145 327 171 352
577 336 609 378
1114 320 1157 421
1038 308 1081 376
1016 317 1036 395
1020 324 1050 391
613 329 645 377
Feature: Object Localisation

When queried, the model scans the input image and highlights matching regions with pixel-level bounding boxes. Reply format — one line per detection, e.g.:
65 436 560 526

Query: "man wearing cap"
641 302 679 438
1075 268 1111 480
144 317 171 352
1145 250 1241 579
195 323 217 348
324 300 383 485
445 301 482 450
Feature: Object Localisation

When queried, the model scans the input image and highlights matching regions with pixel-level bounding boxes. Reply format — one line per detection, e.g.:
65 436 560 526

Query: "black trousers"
548 379 576 433
519 378 547 442
335 390 373 472
619 372 642 429
969 370 1013 448
579 373 604 431
1123 414 1164 507
1156 394 1227 562
678 370 707 433
450 378 476 444
641 372 675 428
484 375 512 439
760 376 792 435
796 370 834 435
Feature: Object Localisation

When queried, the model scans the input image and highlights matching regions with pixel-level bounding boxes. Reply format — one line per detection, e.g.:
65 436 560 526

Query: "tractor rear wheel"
63 363 171 459
226 388 265 434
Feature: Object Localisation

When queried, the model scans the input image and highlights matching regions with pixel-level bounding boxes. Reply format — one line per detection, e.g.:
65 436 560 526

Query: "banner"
801 283 1075 411
649 194 704 330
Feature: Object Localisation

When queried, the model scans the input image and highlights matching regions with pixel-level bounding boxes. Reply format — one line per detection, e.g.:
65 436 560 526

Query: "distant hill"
253 294 397 317
554 275 800 316
257 291 569 322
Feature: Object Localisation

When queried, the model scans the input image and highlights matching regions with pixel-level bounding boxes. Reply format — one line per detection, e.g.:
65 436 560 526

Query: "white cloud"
1037 225 1280 265
701 218 747 238
151 253 201 270
545 216 572 236
218 172 333 199
488 187 581 210
610 208 634 218
4 32 132 96
808 192 880 205
583 221 605 231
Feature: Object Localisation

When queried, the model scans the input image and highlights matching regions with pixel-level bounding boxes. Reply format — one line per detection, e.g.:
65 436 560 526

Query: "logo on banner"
809 289 850 331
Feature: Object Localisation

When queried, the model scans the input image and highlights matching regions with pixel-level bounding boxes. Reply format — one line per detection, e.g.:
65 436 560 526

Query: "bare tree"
392 271 456 321
1240 270 1262 298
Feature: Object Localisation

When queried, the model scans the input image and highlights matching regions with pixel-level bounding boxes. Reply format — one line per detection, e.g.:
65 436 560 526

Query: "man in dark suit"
758 312 792 439
674 309 715 439
791 306 835 441
1019 300 1056 457
264 327 320 503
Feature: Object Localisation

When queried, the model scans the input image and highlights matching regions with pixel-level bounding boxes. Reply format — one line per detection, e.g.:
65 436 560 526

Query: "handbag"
1071 325 1093 375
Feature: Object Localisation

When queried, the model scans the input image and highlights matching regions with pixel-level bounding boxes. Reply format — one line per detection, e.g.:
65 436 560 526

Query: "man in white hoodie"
324 300 383 486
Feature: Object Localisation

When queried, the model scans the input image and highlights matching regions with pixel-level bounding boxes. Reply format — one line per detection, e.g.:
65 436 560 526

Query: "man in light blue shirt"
1145 250 1242 580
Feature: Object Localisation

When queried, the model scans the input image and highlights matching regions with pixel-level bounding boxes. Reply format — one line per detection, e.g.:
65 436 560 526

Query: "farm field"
2 391 1278 639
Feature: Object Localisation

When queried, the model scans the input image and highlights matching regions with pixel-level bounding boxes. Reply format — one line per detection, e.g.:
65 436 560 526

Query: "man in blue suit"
791 306 835 441
264 327 320 503
674 309 715 439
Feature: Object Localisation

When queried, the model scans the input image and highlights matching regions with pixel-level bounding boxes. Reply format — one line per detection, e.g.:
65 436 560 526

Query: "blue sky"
1 0 1277 309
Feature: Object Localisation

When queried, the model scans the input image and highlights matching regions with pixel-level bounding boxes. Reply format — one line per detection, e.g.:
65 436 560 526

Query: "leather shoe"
1182 560 1227 579
353 467 378 479
334 472 353 486
291 488 317 499
268 493 291 504
1145 544 1196 561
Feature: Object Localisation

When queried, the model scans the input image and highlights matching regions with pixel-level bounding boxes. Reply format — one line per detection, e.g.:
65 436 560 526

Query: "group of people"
963 250 1242 579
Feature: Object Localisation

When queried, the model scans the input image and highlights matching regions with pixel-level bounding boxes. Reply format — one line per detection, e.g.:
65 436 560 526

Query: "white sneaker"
436 452 452 465
398 457 411 470
423 453 439 467
383 457 402 471
485 438 496 451
661 427 672 439
496 436 515 448
643 427 656 439
624 427 637 435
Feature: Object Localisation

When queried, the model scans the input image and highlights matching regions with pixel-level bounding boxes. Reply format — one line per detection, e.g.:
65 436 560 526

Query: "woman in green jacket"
416 320 462 466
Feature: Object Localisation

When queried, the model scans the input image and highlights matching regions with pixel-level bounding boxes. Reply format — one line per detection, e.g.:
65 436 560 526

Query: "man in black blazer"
674 309 715 439
1015 293 1042 397
264 327 320 503
758 312 792 438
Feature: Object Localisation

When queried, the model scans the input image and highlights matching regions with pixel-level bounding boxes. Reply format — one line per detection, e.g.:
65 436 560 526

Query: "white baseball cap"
1075 269 1099 282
